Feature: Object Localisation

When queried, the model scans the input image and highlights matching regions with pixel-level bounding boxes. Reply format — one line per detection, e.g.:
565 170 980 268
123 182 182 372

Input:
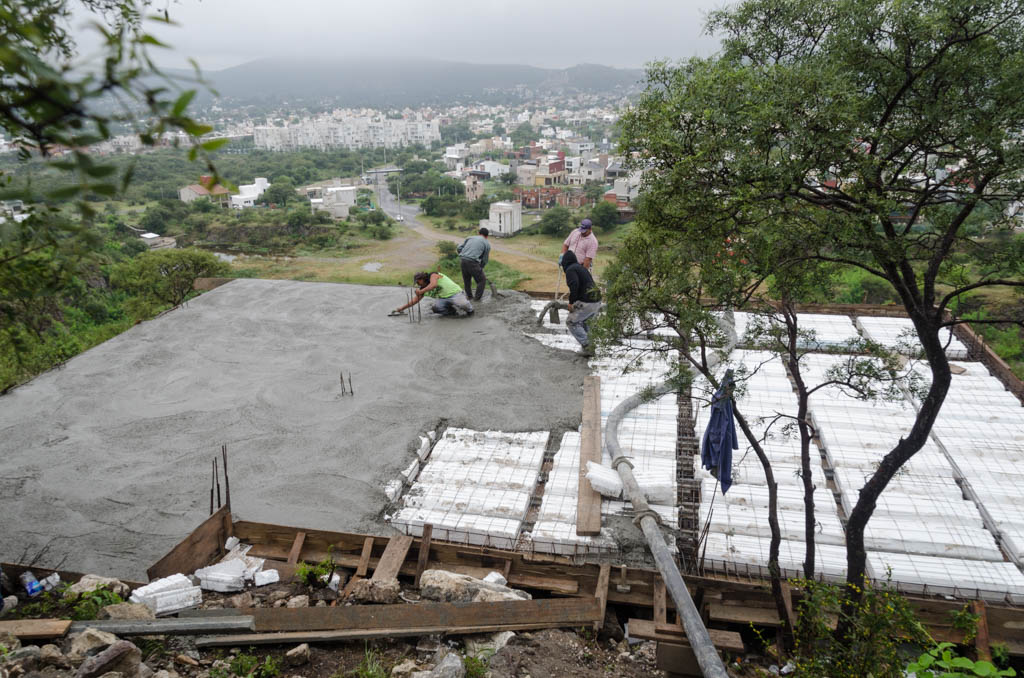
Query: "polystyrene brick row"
701 533 849 582
823 448 952 475
428 446 546 468
865 551 1024 604
699 503 846 545
976 502 1024 530
1001 530 1024 562
706 479 839 514
529 521 618 554
831 468 963 499
863 518 1002 561
402 487 532 519
836 489 988 523
695 458 828 487
416 465 538 490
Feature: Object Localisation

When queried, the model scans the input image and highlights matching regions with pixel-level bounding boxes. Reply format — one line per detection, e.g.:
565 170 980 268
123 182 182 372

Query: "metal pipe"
603 313 736 678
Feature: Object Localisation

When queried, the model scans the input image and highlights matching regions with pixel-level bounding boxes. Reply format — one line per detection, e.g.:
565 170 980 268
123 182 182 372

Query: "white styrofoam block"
866 551 1024 604
417 436 432 460
195 559 247 592
224 536 240 551
586 461 623 498
401 457 420 481
384 478 404 502
254 569 280 587
130 574 202 615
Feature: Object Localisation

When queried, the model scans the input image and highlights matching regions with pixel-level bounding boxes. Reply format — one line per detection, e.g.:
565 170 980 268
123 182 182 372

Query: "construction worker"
457 227 491 301
561 250 601 356
560 218 598 270
393 271 474 317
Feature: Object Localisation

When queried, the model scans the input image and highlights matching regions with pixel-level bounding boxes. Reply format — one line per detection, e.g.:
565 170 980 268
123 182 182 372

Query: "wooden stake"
414 524 432 588
209 459 215 515
214 457 221 509
221 445 231 512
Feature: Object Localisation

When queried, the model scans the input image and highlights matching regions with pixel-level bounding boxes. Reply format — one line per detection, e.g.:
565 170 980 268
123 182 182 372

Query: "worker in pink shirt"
560 218 598 270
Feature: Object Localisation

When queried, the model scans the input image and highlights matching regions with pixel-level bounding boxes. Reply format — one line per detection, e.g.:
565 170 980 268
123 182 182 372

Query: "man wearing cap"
561 218 598 270
457 227 491 301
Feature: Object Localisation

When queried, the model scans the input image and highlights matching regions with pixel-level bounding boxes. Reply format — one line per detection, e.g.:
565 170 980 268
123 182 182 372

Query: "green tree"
510 122 535 148
589 201 618 232
110 248 228 312
0 0 216 356
538 206 571 236
500 172 518 186
618 0 1024 615
261 177 296 207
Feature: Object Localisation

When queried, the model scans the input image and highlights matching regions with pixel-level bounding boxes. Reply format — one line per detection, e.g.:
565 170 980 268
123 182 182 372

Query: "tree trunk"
838 310 952 638
734 409 792 651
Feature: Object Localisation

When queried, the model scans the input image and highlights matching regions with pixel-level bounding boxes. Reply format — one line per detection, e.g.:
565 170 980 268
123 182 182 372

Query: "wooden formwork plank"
594 563 611 631
251 597 603 633
653 579 667 625
628 619 744 653
708 602 782 628
355 537 374 577
577 375 603 536
147 506 230 581
414 525 433 588
0 619 72 641
972 600 991 662
370 535 414 582
286 532 306 565
197 622 580 647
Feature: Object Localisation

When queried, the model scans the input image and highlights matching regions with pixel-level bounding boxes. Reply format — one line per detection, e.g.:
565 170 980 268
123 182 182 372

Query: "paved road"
377 183 557 266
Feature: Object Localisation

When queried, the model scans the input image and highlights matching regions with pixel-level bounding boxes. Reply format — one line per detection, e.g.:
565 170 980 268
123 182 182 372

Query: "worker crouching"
394 271 474 317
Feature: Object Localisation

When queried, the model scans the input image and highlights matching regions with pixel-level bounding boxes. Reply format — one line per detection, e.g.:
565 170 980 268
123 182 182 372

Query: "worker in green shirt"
393 271 474 317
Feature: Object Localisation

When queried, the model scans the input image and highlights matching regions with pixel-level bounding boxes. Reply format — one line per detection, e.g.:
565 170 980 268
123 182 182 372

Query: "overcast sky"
73 0 730 72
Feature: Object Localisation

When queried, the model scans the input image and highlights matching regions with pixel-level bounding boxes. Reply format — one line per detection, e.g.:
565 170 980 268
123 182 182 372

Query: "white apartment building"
474 160 510 178
482 201 522 236
230 178 270 209
254 115 440 151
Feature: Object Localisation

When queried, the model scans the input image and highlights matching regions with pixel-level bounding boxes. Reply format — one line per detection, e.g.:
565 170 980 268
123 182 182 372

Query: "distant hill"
190 58 644 106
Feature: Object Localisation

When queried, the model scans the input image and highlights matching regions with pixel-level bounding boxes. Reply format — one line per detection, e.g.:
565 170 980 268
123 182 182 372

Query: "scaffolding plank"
577 375 603 536
371 535 414 582
0 619 72 641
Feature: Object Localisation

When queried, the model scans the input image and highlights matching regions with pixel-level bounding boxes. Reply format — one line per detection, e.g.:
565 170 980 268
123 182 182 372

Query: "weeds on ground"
791 575 930 678
295 546 337 588
992 643 1011 669
906 642 1016 677
70 589 124 621
209 650 281 678
463 654 489 678
346 645 386 678
949 604 981 645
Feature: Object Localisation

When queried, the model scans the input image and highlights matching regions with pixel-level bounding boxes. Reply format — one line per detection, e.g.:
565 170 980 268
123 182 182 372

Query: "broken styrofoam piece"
384 478 404 502
224 536 240 551
217 544 264 581
195 559 247 592
416 436 432 460
585 461 675 504
483 571 508 586
325 572 341 592
254 569 280 587
130 574 202 615
401 457 420 482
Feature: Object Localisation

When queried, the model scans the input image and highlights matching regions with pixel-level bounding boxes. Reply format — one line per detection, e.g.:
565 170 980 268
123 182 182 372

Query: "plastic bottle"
19 571 42 597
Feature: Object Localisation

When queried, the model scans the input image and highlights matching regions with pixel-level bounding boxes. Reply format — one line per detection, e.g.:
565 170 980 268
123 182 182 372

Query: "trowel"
387 310 407 317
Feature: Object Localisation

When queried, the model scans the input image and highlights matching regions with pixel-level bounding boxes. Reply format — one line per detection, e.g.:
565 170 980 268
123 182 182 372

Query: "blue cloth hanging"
701 370 738 494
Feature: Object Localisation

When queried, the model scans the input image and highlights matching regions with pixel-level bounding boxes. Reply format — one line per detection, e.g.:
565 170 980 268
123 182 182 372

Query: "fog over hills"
187 58 645 106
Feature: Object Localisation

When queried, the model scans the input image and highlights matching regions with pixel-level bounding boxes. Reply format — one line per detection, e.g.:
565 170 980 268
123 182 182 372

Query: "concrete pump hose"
601 312 737 678
535 300 568 325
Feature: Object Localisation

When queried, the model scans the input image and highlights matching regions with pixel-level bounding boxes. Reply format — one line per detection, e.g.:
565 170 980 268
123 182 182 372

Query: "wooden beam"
577 375 602 536
251 597 601 634
286 532 306 565
370 535 414 582
972 600 991 662
653 578 667 625
197 622 584 647
594 562 611 631
708 602 782 628
780 581 796 632
627 619 744 654
414 525 433 588
355 537 374 577
67 617 254 636
0 620 72 641
146 506 230 581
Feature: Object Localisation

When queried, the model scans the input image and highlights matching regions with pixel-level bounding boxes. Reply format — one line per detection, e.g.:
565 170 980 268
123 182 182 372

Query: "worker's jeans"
566 301 601 347
431 292 474 316
460 257 487 301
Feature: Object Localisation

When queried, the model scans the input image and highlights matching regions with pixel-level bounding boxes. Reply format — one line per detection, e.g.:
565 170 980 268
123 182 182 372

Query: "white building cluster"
255 112 440 151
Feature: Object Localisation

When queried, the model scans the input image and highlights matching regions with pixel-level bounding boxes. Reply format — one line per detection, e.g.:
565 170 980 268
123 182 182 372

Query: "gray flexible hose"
603 313 736 678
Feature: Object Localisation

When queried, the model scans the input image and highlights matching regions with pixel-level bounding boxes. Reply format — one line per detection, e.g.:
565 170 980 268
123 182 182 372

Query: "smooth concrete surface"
0 279 587 579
